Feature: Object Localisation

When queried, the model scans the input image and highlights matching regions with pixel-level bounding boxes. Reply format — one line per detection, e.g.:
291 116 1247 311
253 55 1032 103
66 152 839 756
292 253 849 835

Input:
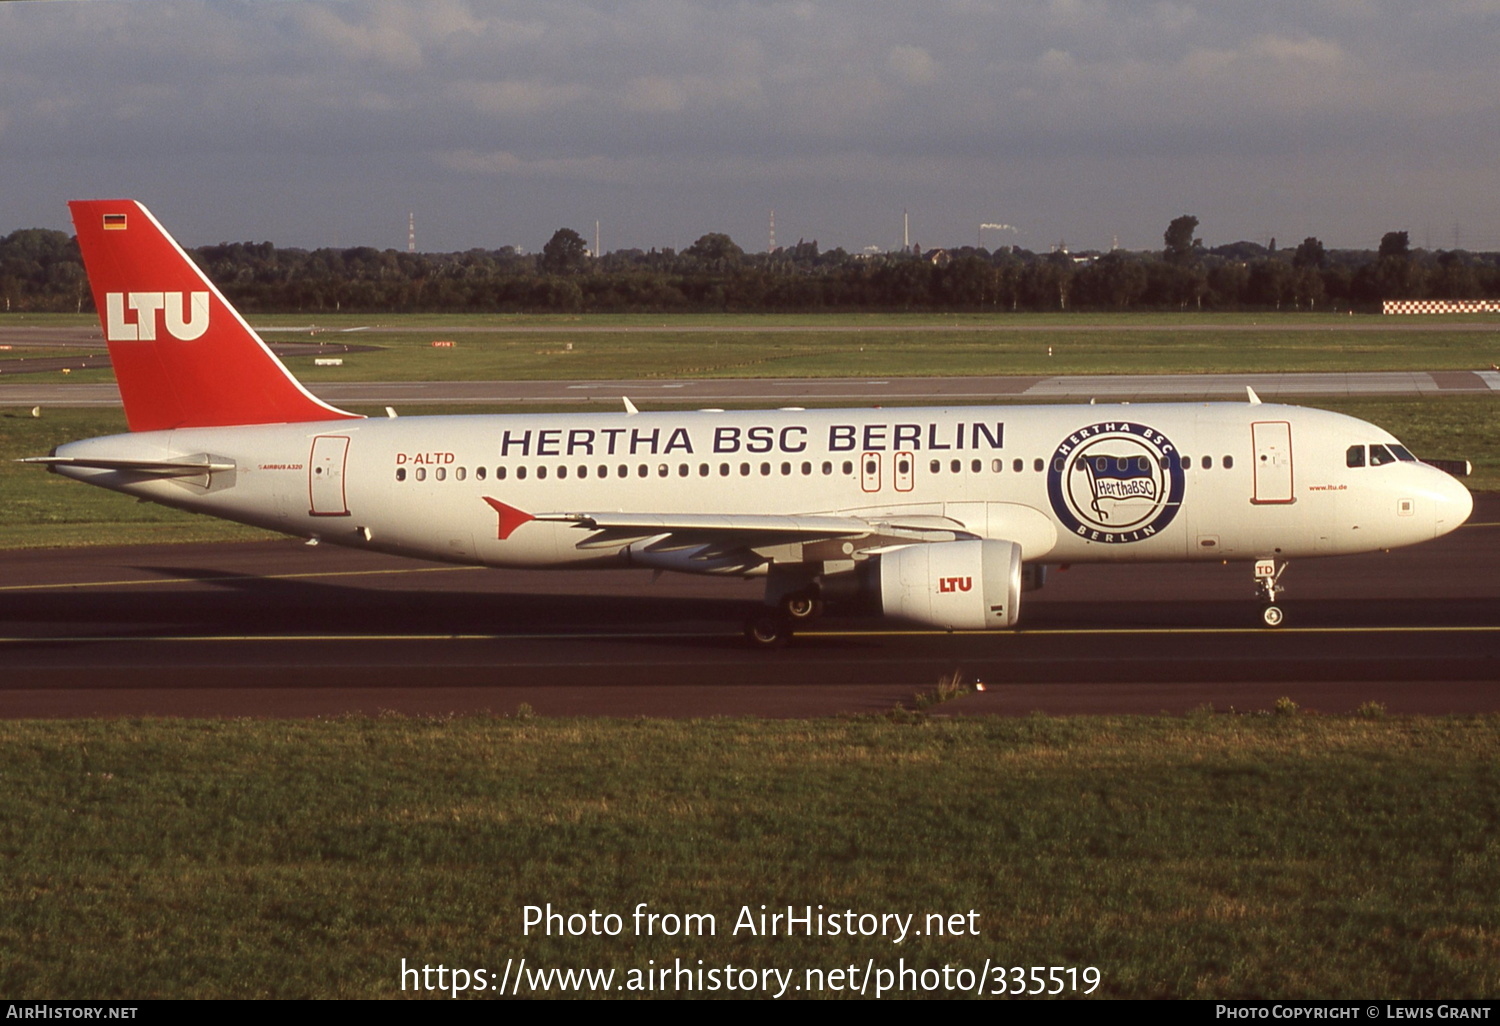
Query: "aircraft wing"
480 498 972 576
535 511 875 539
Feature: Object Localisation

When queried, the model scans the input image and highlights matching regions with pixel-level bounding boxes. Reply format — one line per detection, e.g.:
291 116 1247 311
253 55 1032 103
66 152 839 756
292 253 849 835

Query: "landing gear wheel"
780 589 824 622
1254 559 1288 628
744 610 793 649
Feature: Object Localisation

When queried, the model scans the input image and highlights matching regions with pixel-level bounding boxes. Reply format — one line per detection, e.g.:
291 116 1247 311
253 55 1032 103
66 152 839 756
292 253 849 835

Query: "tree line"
4 216 1500 316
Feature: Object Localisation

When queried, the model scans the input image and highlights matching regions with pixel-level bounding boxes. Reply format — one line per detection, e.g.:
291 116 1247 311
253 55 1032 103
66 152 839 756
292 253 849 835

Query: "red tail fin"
69 200 360 432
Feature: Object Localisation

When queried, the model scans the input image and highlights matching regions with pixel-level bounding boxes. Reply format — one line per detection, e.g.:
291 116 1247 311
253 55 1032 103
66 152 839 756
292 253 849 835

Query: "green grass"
1 713 1496 998
279 326 1500 383
9 311 1500 383
2 396 1494 551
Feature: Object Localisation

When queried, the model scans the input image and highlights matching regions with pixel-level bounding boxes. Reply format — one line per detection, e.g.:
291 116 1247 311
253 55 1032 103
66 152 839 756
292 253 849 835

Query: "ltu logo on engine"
105 291 210 342
938 576 973 593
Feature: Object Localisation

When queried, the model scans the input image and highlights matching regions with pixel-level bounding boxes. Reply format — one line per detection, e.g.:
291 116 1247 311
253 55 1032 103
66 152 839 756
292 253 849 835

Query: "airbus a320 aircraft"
28 200 1473 646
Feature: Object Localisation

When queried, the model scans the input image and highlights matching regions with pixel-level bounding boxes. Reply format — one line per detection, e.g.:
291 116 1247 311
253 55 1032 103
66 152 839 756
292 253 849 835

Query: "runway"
1 496 1495 719
5 369 1500 410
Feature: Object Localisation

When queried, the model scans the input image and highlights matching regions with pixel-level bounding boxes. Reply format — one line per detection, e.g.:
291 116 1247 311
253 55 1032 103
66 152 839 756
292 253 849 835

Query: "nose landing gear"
1254 558 1287 628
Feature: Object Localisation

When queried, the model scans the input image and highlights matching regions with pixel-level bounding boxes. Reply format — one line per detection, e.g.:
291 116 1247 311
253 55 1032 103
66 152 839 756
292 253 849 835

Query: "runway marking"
0 564 485 593
3 625 1498 645
808 626 1500 638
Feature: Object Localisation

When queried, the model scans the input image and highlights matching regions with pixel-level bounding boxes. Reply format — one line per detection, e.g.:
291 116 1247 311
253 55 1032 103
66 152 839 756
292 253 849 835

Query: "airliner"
27 200 1474 646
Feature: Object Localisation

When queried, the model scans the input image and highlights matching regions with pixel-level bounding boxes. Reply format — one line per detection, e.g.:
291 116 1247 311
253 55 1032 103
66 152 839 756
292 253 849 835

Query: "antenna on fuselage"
1246 386 1263 405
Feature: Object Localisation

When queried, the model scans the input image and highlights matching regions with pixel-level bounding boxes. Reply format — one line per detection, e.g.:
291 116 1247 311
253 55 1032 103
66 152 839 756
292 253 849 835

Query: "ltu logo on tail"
105 291 209 342
938 576 972 593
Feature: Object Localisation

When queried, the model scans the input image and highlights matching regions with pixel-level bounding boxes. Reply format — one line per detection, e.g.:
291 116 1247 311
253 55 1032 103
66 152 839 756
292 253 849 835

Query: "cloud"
3 0 1500 251
886 45 938 85
450 79 592 117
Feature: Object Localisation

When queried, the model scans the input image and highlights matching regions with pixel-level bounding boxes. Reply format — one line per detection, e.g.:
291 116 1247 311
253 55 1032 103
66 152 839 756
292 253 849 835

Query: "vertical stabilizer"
69 199 360 431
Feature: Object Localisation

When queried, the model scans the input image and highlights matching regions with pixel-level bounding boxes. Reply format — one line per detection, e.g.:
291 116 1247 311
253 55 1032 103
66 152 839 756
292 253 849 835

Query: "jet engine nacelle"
877 539 1022 630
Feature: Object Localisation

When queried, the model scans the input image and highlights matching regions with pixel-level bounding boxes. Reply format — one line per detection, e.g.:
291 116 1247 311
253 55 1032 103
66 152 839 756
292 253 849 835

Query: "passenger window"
556 466 566 479
930 459 941 473
780 462 791 475
1054 458 1066 473
516 466 526 480
435 467 446 481
1347 446 1365 468
897 457 910 475
476 466 486 481
1033 459 1043 472
536 466 547 480
1201 456 1211 470
578 465 588 479
1013 459 1023 473
971 459 981 473
992 459 1002 473
719 463 730 476
396 467 406 482
617 465 628 478
801 462 812 475
497 466 507 480
740 463 750 476
1223 455 1234 470
678 464 689 477
657 464 668 477
700 464 710 477
415 467 427 482
638 464 649 477
760 463 771 476
821 461 832 475
842 461 854 475
456 467 466 481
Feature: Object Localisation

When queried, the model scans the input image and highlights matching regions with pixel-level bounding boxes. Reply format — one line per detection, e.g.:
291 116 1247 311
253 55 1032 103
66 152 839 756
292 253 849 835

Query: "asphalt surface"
1 495 1495 719
5 369 1500 409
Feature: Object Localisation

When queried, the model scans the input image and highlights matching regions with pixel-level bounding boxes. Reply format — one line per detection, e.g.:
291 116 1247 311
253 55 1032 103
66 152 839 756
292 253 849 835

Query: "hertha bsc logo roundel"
1046 421 1185 543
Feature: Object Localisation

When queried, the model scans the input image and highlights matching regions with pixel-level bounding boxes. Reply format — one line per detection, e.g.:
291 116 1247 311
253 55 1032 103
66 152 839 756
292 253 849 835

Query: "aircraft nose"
1432 469 1473 538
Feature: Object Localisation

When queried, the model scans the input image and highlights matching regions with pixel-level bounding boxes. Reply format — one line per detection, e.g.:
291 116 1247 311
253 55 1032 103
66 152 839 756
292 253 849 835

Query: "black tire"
744 611 792 649
780 590 824 621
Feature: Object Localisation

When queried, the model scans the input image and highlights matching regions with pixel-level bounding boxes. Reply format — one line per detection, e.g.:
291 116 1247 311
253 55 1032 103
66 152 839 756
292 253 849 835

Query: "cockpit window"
1346 445 1365 468
1389 444 1416 462
1369 444 1396 467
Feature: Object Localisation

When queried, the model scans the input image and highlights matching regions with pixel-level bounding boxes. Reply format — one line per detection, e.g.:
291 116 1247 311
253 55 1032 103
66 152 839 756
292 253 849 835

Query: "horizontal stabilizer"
19 454 236 476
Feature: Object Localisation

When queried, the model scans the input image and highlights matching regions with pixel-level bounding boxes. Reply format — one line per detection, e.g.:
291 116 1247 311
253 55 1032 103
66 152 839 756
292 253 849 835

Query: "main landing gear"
743 584 824 649
1254 558 1287 628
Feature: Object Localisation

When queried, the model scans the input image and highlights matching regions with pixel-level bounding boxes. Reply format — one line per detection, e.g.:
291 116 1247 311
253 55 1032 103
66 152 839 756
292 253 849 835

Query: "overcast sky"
4 0 1498 255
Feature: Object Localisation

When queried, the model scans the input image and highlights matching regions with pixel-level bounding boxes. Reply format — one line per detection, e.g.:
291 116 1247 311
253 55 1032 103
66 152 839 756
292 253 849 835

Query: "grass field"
8 310 1500 383
1 712 1496 999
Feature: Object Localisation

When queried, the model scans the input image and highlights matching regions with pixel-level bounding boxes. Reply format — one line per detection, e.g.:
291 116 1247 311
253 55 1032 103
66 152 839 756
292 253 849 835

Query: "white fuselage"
52 401 1472 571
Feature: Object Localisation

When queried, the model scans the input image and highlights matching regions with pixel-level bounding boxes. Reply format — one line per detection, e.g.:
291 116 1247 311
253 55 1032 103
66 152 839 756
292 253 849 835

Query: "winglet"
483 497 535 540
1246 386 1263 405
69 199 360 432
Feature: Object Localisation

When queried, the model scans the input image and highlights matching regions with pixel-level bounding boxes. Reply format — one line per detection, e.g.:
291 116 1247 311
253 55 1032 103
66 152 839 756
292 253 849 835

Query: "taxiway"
1 497 1495 719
